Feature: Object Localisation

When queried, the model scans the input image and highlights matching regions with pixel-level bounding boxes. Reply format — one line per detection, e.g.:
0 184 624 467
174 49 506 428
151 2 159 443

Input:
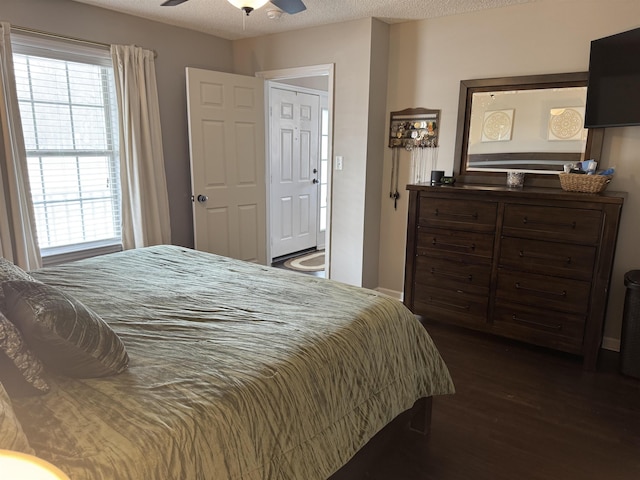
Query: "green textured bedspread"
15 245 454 479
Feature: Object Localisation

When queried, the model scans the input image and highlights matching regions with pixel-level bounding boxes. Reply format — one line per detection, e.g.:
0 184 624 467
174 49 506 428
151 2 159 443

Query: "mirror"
454 72 604 184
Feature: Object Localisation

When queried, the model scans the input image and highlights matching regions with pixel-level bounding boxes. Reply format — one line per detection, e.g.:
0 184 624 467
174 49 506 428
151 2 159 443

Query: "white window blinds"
11 34 121 258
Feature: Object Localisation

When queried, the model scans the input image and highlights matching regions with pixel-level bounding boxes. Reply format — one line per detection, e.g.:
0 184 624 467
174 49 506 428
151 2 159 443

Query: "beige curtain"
111 44 171 250
0 22 41 269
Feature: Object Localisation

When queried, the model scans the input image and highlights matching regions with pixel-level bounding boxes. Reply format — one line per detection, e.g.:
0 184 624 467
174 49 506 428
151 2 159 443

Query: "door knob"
197 194 208 203
312 178 319 184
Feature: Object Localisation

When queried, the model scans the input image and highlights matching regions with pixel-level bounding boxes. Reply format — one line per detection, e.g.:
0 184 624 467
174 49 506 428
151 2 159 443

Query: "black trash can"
620 270 640 378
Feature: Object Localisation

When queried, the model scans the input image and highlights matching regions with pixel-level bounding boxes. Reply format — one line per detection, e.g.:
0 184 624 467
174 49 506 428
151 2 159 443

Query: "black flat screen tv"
584 26 640 128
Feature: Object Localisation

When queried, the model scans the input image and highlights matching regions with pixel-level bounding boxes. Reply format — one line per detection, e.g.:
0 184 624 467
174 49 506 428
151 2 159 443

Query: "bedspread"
13 245 454 479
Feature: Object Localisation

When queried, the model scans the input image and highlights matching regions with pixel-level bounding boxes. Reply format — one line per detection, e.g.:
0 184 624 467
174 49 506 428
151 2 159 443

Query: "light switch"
335 155 343 171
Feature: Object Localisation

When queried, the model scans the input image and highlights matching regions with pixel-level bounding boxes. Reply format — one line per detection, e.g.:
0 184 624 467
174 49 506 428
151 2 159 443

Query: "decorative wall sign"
548 107 586 141
481 109 514 142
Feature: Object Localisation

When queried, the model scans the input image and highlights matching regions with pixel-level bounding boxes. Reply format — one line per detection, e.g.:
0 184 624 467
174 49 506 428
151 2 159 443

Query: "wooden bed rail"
328 396 433 479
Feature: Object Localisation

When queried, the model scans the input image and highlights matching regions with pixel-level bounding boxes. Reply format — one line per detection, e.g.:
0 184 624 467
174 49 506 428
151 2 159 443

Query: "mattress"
13 245 454 479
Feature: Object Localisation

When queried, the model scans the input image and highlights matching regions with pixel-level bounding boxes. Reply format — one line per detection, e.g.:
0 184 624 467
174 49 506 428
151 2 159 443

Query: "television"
584 26 640 128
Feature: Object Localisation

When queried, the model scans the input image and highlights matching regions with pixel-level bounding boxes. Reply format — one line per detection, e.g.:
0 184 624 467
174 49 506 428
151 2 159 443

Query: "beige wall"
379 0 640 343
234 18 381 287
2 0 234 249
362 19 390 289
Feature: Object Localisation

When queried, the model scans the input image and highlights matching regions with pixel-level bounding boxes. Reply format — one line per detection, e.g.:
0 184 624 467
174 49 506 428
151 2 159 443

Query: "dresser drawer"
413 285 488 328
418 196 497 232
417 228 494 261
493 301 586 354
499 237 596 281
502 204 602 244
496 269 591 314
415 255 491 296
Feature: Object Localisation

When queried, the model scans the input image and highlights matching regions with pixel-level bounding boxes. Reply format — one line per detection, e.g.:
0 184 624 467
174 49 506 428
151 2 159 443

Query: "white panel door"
270 87 320 258
186 67 266 264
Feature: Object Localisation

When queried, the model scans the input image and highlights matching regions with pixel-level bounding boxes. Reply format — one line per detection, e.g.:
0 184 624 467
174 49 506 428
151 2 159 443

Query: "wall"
233 18 380 287
1 0 234 249
361 20 390 289
378 0 640 344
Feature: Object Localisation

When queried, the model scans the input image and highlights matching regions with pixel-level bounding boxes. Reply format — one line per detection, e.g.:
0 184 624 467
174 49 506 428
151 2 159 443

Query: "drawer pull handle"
512 314 562 331
519 250 572 264
430 268 473 282
522 216 577 230
515 282 567 298
431 238 476 251
429 297 470 310
434 208 478 219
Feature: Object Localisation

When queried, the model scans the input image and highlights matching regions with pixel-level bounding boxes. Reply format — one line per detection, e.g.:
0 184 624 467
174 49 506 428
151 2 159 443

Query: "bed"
0 245 454 479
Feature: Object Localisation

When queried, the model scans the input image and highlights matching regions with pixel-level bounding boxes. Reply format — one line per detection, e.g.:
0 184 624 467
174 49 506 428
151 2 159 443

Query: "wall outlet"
335 155 343 171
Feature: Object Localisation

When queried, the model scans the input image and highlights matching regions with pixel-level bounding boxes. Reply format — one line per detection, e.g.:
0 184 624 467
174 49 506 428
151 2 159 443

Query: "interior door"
269 86 320 259
186 67 266 264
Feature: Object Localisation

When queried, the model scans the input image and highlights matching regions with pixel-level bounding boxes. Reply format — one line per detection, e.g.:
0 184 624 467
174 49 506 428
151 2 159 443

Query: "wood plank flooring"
366 320 640 480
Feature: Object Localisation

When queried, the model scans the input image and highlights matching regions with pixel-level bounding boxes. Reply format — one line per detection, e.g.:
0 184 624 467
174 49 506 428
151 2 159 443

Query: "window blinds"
11 34 121 256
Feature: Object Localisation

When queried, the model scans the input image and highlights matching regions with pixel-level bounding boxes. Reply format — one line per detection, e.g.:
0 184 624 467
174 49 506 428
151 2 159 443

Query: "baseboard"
376 288 403 301
602 336 621 352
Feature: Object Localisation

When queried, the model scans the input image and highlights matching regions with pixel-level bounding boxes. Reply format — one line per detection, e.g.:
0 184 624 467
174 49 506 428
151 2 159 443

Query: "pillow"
0 381 35 454
2 281 129 378
0 257 37 314
0 312 49 397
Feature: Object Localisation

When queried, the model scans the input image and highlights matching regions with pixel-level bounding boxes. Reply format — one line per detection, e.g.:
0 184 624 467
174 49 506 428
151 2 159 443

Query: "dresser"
403 184 625 370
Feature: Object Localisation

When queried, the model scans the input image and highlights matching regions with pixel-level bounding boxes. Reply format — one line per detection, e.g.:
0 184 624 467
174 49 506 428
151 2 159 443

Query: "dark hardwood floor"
366 320 640 480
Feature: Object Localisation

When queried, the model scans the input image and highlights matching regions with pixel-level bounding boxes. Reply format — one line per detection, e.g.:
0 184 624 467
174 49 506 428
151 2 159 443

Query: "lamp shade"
227 0 270 11
0 450 70 480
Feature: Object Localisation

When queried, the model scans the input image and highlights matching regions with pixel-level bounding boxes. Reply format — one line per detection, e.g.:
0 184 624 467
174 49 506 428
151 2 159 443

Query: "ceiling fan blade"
161 0 189 6
270 0 306 15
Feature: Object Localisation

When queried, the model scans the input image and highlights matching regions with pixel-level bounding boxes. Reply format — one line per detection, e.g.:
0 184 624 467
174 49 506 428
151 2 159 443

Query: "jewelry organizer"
388 108 441 209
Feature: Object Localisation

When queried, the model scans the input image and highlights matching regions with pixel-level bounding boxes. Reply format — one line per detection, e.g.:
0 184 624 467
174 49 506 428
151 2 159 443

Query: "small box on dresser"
403 184 625 370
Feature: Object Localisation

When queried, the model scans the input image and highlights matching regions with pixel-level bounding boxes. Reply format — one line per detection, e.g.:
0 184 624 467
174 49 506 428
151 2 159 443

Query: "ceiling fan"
161 0 306 16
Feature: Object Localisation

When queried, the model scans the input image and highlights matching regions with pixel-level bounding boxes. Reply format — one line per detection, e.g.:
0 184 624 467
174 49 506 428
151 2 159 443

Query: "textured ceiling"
69 0 535 41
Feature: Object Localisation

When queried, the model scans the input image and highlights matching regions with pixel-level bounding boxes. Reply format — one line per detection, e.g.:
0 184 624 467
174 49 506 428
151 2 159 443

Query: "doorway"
257 65 334 277
268 84 321 259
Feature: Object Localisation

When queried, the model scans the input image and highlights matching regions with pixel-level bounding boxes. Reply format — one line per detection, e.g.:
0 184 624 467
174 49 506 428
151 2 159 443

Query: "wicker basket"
558 173 613 193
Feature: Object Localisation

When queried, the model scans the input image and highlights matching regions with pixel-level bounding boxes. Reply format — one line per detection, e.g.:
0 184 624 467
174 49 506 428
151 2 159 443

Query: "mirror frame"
453 72 604 187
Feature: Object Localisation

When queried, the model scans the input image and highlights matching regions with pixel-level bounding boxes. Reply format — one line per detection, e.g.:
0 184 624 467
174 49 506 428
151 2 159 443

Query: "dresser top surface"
406 183 625 205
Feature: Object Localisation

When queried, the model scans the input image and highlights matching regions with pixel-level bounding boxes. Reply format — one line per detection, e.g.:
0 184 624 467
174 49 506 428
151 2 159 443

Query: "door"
269 87 320 258
186 67 266 264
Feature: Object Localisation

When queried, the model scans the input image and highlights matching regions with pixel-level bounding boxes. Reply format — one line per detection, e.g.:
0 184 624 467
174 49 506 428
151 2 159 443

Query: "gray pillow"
0 257 37 314
3 281 129 378
0 311 49 397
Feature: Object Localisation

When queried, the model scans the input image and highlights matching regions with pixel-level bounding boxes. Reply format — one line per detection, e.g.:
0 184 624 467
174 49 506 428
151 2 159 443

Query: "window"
11 35 121 261
319 107 329 233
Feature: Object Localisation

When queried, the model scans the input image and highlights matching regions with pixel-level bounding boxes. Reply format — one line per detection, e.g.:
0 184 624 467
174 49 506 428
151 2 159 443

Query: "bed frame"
328 397 432 479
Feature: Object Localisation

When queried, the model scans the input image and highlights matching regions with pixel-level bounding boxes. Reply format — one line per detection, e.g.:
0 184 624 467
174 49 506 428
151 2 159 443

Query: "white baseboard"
602 336 621 352
375 287 403 301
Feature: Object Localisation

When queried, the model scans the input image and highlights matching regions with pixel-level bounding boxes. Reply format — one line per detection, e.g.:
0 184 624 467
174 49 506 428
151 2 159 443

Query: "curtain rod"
11 25 157 57
12 25 111 49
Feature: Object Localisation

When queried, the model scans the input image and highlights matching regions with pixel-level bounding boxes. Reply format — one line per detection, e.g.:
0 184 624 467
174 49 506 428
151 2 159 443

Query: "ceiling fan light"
227 0 270 12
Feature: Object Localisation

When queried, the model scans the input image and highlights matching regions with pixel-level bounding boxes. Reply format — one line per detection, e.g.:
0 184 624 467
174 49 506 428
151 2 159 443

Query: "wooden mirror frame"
453 72 605 187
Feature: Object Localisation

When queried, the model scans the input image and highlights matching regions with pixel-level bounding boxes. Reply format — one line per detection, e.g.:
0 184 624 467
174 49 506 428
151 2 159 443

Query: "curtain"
111 44 171 250
0 22 41 269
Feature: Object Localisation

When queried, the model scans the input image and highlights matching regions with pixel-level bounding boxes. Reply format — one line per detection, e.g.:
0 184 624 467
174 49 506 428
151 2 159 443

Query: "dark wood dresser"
403 183 625 369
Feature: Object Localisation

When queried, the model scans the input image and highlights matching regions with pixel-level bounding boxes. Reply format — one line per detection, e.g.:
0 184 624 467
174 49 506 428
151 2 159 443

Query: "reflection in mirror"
454 73 603 182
